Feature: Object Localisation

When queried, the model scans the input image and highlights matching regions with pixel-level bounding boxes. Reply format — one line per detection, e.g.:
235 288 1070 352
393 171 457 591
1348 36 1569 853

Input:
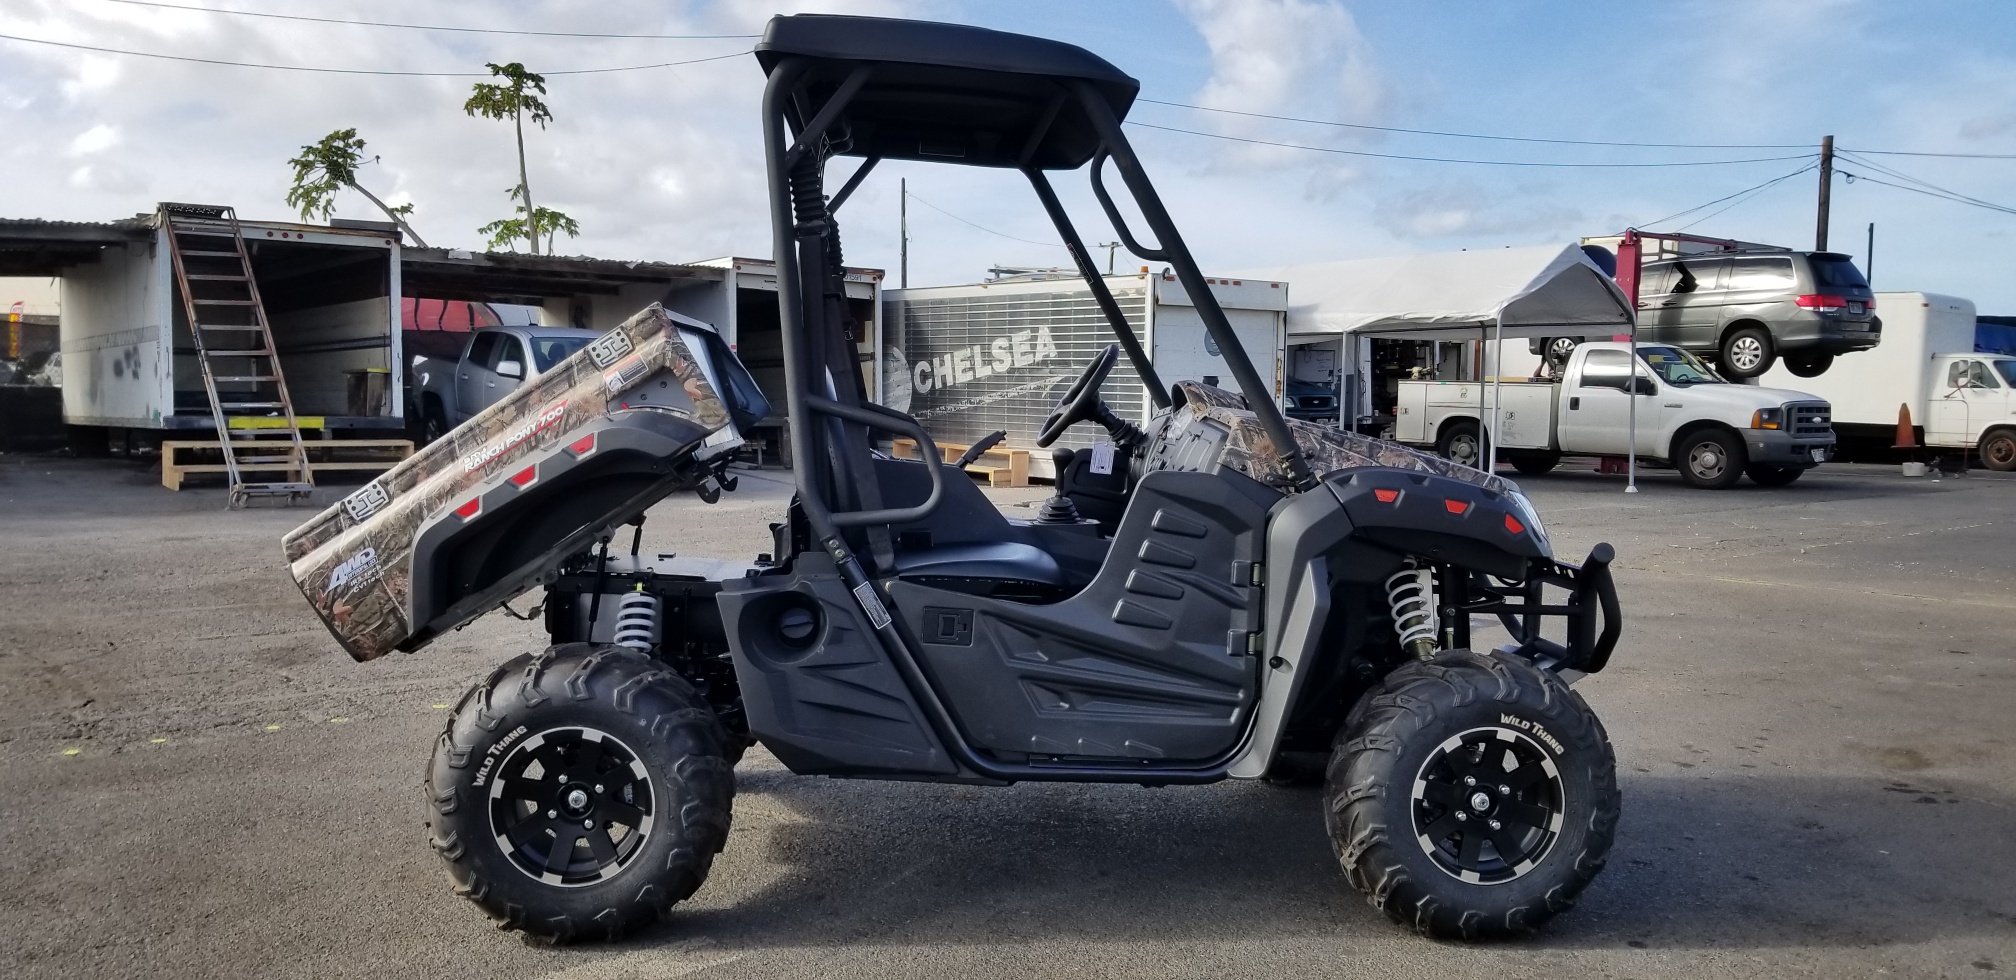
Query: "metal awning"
0 217 153 276
398 248 727 303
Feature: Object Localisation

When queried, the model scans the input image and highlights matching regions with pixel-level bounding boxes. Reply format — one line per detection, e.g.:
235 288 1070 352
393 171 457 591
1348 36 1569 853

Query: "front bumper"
1748 428 1834 468
1453 545 1623 675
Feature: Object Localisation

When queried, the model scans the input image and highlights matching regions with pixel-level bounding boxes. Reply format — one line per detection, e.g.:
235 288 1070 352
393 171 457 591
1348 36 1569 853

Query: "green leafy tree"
464 62 559 255
283 127 428 246
479 201 582 254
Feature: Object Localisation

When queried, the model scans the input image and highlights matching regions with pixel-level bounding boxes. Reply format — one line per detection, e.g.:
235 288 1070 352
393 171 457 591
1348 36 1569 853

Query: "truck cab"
413 324 603 443
1396 342 1835 488
1928 354 2016 470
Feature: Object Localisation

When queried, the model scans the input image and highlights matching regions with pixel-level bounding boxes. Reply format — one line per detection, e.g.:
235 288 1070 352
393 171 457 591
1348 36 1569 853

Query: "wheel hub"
487 726 656 888
1411 726 1565 885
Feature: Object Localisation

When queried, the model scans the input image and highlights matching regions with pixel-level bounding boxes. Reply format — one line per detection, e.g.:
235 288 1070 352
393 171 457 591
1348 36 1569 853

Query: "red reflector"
1445 499 1469 515
509 466 537 487
569 434 596 455
453 498 481 519
1373 488 1400 504
1505 513 1526 534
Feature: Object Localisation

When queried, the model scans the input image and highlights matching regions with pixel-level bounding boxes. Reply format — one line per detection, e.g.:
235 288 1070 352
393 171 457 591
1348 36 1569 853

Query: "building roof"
399 247 727 303
0 217 153 276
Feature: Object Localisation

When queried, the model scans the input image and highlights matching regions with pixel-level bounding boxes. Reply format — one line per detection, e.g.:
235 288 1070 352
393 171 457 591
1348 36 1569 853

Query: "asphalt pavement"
1 454 2011 980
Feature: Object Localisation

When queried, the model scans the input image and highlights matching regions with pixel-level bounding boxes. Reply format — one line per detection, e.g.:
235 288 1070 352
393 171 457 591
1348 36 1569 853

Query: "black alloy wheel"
428 644 734 943
1326 650 1619 939
1410 727 1565 885
489 726 655 887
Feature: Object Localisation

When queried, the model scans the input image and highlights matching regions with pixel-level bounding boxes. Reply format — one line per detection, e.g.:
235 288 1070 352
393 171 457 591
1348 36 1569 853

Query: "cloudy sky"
6 0 2016 307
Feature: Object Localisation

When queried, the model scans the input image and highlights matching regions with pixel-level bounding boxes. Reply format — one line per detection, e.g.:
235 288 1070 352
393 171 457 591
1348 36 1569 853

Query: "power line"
0 32 750 75
1837 169 2016 216
1639 162 1818 228
91 0 761 40
1836 150 2015 213
1137 98 1812 150
905 191 1065 249
1840 147 2016 160
1125 121 1819 168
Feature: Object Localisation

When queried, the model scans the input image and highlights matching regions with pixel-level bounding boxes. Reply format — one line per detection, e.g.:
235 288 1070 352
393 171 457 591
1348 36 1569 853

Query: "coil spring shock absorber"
1385 559 1439 661
612 584 661 653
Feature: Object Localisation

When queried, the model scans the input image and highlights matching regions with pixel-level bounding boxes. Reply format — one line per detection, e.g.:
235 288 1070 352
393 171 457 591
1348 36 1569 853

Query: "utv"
284 14 1624 943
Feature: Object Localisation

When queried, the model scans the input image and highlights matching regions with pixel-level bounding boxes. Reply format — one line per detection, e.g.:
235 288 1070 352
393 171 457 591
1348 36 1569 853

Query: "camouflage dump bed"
282 304 766 662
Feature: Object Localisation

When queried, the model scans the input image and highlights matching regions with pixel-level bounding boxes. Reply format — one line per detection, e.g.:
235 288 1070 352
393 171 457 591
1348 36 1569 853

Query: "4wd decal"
327 547 380 594
460 400 568 473
587 328 634 368
341 483 390 522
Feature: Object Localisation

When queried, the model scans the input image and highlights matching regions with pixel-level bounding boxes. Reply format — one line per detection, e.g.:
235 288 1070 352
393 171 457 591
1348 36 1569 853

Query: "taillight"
1796 294 1849 311
1865 296 1876 310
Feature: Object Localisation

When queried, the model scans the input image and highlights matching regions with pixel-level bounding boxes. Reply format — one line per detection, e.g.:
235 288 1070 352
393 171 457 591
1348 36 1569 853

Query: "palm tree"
284 128 428 246
464 62 558 255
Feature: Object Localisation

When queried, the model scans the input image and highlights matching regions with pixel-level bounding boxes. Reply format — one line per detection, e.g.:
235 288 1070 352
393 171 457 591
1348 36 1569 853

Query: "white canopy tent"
1238 243 1641 489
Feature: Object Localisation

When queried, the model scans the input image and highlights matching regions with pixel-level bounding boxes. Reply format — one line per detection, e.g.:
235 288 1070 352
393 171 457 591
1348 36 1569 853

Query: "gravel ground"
1 454 2011 980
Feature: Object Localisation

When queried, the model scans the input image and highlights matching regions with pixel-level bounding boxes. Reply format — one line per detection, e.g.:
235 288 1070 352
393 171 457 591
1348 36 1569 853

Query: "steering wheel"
1036 344 1119 448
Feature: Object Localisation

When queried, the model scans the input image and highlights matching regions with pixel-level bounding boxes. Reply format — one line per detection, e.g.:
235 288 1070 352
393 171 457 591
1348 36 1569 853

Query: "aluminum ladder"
160 203 314 507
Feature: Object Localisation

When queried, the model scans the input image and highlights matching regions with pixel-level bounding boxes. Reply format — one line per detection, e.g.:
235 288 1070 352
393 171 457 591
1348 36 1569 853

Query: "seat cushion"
891 541 1065 587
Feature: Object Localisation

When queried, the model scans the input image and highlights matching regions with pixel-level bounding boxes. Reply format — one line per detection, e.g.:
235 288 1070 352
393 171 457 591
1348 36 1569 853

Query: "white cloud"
1173 0 1384 172
68 123 120 155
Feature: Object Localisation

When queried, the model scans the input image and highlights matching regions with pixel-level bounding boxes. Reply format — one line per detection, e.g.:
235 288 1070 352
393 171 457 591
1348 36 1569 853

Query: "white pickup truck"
1393 342 1835 488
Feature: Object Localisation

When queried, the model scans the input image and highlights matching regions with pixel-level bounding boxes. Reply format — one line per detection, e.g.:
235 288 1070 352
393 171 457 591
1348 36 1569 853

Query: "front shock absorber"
611 584 661 653
1385 559 1439 661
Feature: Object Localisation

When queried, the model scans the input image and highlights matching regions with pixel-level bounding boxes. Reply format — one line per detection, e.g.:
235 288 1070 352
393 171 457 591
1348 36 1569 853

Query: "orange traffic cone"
1893 403 1918 450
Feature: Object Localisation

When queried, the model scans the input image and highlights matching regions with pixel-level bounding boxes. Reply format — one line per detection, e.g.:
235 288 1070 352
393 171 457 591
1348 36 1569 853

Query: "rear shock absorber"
612 584 661 653
1385 559 1440 662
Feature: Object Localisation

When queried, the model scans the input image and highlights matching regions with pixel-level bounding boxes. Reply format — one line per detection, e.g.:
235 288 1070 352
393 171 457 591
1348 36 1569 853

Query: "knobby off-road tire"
1325 650 1620 940
427 643 735 943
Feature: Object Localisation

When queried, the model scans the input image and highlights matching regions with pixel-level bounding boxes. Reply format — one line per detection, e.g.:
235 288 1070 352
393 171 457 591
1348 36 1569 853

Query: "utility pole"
1866 222 1875 285
900 178 908 289
1815 134 1834 251
1097 241 1120 274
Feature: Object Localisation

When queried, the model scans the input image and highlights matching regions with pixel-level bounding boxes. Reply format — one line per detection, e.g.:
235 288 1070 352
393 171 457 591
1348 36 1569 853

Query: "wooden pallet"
889 437 1030 487
162 438 413 491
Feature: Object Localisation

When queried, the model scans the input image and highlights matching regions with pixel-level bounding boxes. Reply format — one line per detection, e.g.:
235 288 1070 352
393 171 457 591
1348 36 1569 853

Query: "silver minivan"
1637 250 1878 378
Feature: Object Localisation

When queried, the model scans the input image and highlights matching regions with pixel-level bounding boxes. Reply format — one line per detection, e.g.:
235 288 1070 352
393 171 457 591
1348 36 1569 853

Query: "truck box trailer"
46 214 404 434
883 270 1285 471
1759 292 2016 464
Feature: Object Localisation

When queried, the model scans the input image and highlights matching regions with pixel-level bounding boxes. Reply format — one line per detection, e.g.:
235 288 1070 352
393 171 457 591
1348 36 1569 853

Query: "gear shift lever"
1037 448 1082 524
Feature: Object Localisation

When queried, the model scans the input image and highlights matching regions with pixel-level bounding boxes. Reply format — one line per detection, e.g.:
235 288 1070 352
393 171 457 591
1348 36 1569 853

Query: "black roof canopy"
756 14 1139 170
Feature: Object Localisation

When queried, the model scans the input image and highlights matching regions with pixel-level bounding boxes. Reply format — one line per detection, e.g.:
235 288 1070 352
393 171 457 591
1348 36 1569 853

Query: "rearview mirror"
1632 376 1657 396
496 360 524 380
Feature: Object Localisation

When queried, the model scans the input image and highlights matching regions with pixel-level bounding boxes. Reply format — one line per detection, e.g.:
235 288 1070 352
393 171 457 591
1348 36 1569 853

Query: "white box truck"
1759 291 2016 469
1394 341 1835 488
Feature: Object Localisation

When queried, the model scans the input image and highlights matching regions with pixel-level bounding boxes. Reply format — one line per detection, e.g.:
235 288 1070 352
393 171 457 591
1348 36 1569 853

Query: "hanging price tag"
1090 440 1115 475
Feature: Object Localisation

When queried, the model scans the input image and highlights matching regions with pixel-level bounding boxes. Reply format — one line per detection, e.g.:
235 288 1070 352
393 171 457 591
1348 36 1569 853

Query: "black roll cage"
762 58 1318 570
